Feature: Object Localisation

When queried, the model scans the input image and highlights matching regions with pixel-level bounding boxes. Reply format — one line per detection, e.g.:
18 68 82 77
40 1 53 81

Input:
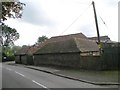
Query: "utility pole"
92 1 101 54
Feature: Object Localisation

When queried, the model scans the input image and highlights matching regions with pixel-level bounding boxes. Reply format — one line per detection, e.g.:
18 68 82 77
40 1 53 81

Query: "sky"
4 0 119 46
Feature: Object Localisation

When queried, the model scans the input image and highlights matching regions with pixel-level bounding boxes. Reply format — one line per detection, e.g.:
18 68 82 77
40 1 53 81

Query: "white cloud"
4 19 50 46
4 0 119 46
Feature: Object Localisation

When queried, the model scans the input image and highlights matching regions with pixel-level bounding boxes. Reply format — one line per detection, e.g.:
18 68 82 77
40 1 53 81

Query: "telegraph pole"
92 1 101 54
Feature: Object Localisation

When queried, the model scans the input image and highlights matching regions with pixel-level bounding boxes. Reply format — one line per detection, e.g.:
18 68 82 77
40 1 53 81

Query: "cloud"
20 2 55 26
102 0 119 6
4 0 118 46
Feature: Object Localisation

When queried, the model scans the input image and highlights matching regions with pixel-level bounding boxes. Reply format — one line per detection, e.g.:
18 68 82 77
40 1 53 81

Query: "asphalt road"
0 63 2 90
1 63 115 89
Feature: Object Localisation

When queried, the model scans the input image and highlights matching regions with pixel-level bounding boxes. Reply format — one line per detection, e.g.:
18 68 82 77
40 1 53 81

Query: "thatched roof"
33 33 88 54
16 33 99 55
27 41 48 55
49 33 87 42
34 37 99 54
75 38 99 52
34 38 79 54
15 46 30 55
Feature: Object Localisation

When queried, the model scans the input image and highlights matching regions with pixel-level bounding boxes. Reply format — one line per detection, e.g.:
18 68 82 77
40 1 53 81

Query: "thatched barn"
15 46 33 65
15 39 50 65
33 33 101 70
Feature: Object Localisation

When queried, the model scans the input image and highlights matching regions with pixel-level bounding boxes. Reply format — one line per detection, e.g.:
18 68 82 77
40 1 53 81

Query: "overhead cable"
60 3 92 35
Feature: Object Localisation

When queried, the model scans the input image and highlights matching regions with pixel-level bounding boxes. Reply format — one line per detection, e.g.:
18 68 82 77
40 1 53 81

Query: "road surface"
1 63 116 89
0 63 2 90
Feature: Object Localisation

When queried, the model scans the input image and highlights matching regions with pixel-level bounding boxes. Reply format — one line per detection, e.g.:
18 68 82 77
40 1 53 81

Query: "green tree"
1 24 19 47
0 1 25 62
12 45 21 53
3 46 13 56
0 1 25 23
37 36 48 43
2 45 22 62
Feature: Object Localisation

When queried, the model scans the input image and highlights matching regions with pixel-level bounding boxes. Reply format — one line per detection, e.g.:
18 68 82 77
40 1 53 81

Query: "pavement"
26 65 120 86
6 61 120 86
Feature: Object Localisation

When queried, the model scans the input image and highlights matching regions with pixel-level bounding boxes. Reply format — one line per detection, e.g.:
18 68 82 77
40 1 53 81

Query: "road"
1 63 117 89
0 63 2 90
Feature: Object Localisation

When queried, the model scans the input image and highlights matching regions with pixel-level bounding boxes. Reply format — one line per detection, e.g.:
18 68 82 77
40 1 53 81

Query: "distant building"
15 39 50 65
15 46 33 65
88 36 113 43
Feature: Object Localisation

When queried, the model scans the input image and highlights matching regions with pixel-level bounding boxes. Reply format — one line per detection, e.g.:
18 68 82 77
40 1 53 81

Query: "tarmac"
5 61 120 86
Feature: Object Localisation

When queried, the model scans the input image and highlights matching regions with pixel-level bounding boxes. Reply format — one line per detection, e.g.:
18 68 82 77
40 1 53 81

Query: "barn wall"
21 55 27 65
34 52 102 70
80 56 101 70
15 55 21 64
27 55 34 65
34 52 81 68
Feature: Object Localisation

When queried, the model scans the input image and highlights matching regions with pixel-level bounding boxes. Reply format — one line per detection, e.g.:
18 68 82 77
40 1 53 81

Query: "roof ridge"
50 33 86 38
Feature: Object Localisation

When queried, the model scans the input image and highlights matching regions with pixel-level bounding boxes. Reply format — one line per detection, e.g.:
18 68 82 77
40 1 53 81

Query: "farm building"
88 36 111 43
33 33 101 70
15 40 50 65
15 46 33 65
14 33 119 70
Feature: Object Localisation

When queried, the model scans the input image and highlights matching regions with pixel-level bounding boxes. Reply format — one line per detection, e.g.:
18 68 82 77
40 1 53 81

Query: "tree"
0 1 25 62
1 24 19 47
0 1 25 23
12 45 21 53
37 36 48 43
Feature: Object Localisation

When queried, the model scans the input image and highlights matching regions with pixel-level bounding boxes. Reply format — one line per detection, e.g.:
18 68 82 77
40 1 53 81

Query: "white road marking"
0 65 2 68
15 71 25 77
32 80 48 88
6 68 12 71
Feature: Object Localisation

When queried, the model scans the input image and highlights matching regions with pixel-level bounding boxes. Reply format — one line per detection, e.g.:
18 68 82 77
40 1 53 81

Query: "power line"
98 15 109 30
60 3 92 35
99 16 105 25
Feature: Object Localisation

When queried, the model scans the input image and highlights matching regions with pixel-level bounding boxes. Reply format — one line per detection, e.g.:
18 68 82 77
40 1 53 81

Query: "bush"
7 55 15 61
2 55 15 62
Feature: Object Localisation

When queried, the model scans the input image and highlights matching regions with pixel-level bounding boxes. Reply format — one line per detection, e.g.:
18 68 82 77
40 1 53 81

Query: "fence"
101 43 120 70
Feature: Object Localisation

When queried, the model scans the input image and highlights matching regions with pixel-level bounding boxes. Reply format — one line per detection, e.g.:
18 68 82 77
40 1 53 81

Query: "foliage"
2 45 21 62
2 46 14 62
12 45 21 53
37 36 48 43
0 1 25 23
3 46 13 56
0 1 25 62
1 24 19 47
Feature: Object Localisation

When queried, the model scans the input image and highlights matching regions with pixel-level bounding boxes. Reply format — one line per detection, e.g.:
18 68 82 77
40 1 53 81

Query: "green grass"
102 70 120 76
62 69 120 77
